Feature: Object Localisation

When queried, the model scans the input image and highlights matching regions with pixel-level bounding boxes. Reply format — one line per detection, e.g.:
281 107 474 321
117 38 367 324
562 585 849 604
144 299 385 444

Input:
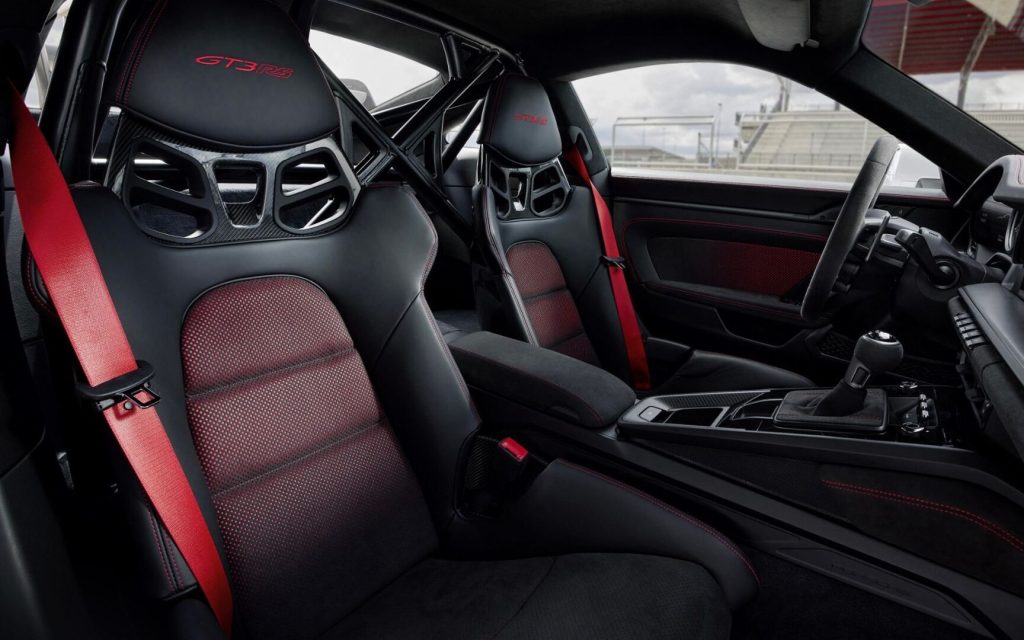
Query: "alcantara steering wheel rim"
800 136 901 322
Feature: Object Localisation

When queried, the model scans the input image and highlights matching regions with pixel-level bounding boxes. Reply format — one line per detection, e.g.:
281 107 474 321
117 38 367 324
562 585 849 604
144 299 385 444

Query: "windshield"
863 0 1024 148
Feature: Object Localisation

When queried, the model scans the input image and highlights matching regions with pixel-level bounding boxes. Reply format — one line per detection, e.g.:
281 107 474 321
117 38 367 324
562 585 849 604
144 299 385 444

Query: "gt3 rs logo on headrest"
514 113 548 125
194 55 294 79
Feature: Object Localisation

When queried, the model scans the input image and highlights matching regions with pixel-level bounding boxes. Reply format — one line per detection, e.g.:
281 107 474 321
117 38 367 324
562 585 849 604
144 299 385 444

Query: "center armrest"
448 332 636 429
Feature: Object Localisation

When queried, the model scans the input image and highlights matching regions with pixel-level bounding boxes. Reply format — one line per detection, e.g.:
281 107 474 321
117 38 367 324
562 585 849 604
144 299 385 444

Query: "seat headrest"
109 0 338 149
478 75 562 166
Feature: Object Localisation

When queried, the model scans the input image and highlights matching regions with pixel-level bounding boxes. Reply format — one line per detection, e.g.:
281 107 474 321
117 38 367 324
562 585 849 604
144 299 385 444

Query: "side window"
27 0 72 109
310 30 440 110
572 63 942 189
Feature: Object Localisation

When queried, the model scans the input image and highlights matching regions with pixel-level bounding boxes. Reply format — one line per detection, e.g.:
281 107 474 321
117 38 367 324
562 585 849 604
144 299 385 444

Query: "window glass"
310 30 439 109
27 0 71 109
572 63 942 188
863 0 1024 148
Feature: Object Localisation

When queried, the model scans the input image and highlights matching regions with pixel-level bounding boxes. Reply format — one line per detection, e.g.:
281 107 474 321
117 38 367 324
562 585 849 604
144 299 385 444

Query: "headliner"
326 0 873 86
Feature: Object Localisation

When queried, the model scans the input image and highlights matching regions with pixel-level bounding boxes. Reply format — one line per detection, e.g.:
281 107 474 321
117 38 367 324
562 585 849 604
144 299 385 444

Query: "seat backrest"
31 0 480 636
475 75 632 380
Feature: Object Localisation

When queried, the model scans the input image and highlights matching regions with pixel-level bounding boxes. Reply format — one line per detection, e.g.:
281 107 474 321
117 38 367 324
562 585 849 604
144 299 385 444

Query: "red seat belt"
5 85 234 635
564 145 651 390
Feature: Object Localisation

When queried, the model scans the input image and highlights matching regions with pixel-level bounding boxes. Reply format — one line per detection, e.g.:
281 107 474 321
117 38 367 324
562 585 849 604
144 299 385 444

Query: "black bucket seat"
18 2 757 638
472 74 812 393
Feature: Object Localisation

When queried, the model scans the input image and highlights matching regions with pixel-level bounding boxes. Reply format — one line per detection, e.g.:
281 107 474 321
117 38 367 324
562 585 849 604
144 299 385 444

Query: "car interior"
2 0 1024 639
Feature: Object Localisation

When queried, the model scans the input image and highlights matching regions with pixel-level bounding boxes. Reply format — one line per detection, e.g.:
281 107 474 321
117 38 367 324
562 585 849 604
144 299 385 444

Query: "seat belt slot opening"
75 359 161 411
601 255 626 270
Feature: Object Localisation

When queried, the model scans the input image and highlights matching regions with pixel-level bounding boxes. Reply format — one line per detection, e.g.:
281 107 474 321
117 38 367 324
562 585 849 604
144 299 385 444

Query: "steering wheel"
801 136 900 321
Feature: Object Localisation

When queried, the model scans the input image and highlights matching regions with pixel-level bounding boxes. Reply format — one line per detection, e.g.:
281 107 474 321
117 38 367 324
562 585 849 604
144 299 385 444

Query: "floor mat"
732 549 984 640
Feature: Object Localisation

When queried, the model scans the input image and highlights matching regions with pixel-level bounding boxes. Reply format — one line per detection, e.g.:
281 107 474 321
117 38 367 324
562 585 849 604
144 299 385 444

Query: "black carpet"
732 549 985 640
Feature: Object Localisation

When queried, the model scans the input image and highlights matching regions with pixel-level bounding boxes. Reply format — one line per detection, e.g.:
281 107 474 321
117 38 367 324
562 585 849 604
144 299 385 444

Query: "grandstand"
736 109 886 182
973 108 1024 147
605 105 1024 184
733 106 1024 183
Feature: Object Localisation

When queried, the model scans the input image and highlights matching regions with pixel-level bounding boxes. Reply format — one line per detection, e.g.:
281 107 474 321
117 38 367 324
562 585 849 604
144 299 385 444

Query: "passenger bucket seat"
14 1 756 638
473 74 812 393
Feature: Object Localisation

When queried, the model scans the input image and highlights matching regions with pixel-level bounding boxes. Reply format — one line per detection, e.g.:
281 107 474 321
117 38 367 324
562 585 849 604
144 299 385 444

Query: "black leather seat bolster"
167 598 223 640
498 460 760 611
449 331 635 429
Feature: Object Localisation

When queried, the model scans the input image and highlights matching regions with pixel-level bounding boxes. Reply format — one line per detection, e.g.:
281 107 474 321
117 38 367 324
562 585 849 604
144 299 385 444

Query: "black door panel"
613 174 959 380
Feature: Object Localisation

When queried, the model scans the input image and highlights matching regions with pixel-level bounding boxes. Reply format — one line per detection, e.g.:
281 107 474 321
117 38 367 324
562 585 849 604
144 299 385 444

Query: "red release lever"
498 437 528 462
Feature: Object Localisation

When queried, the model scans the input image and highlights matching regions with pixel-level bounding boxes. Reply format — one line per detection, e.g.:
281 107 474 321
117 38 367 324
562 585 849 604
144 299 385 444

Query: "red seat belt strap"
5 84 234 635
564 145 651 390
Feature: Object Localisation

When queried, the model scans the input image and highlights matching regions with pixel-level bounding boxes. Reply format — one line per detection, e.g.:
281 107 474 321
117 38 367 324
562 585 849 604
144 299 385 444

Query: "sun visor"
737 0 813 52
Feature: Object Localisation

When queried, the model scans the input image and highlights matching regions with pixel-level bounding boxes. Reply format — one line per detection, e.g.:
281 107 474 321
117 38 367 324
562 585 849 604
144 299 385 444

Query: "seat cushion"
328 553 731 640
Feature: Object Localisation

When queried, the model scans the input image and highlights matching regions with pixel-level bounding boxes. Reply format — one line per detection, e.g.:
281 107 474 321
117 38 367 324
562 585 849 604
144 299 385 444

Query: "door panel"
646 235 821 298
613 174 959 378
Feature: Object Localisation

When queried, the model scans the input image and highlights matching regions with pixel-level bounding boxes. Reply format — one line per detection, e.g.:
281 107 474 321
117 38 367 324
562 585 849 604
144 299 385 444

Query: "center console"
620 330 976 449
619 382 969 448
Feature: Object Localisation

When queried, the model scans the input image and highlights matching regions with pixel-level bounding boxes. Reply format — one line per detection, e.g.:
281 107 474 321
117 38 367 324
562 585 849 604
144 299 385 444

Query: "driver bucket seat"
15 1 757 638
472 75 812 393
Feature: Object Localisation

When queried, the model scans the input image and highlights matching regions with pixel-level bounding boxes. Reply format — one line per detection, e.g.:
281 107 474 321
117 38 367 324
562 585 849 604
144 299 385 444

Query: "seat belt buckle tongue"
76 360 161 411
602 255 626 270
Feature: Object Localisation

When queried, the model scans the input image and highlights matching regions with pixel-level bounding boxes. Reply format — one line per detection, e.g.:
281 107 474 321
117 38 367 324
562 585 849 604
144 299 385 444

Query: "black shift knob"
845 330 903 388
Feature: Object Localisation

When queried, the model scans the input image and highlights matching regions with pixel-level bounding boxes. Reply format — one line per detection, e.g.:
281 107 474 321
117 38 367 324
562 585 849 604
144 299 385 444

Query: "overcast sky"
310 30 439 105
571 63 1024 156
303 28 1024 172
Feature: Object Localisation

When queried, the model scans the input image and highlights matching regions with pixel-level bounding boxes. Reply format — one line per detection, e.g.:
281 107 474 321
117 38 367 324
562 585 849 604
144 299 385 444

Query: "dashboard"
951 155 1024 460
960 155 1024 261
970 200 1014 258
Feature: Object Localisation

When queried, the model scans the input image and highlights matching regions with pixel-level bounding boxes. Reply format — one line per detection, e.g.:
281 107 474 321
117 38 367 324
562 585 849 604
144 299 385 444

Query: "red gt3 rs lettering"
514 112 548 125
194 55 294 79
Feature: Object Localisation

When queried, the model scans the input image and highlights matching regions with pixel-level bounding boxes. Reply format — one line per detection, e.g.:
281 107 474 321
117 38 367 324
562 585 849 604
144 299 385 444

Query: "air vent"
214 162 265 227
124 142 214 241
530 163 568 216
487 157 569 219
133 147 199 196
274 148 352 233
280 150 338 196
489 161 511 218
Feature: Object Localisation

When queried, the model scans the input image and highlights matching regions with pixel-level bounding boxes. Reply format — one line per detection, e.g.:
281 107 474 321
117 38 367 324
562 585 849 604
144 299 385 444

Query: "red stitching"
483 75 510 140
822 479 1024 554
645 281 803 320
115 4 157 101
562 461 760 583
121 0 169 103
623 217 829 243
401 186 439 289
145 508 176 591
398 185 477 415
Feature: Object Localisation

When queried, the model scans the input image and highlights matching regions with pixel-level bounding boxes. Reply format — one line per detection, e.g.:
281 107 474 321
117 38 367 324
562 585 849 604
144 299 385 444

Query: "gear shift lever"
814 331 903 416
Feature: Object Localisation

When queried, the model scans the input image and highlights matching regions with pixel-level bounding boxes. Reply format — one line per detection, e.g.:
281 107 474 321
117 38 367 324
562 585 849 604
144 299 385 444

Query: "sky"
309 30 439 106
302 29 1024 183
302 29 1024 175
301 32 1024 165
